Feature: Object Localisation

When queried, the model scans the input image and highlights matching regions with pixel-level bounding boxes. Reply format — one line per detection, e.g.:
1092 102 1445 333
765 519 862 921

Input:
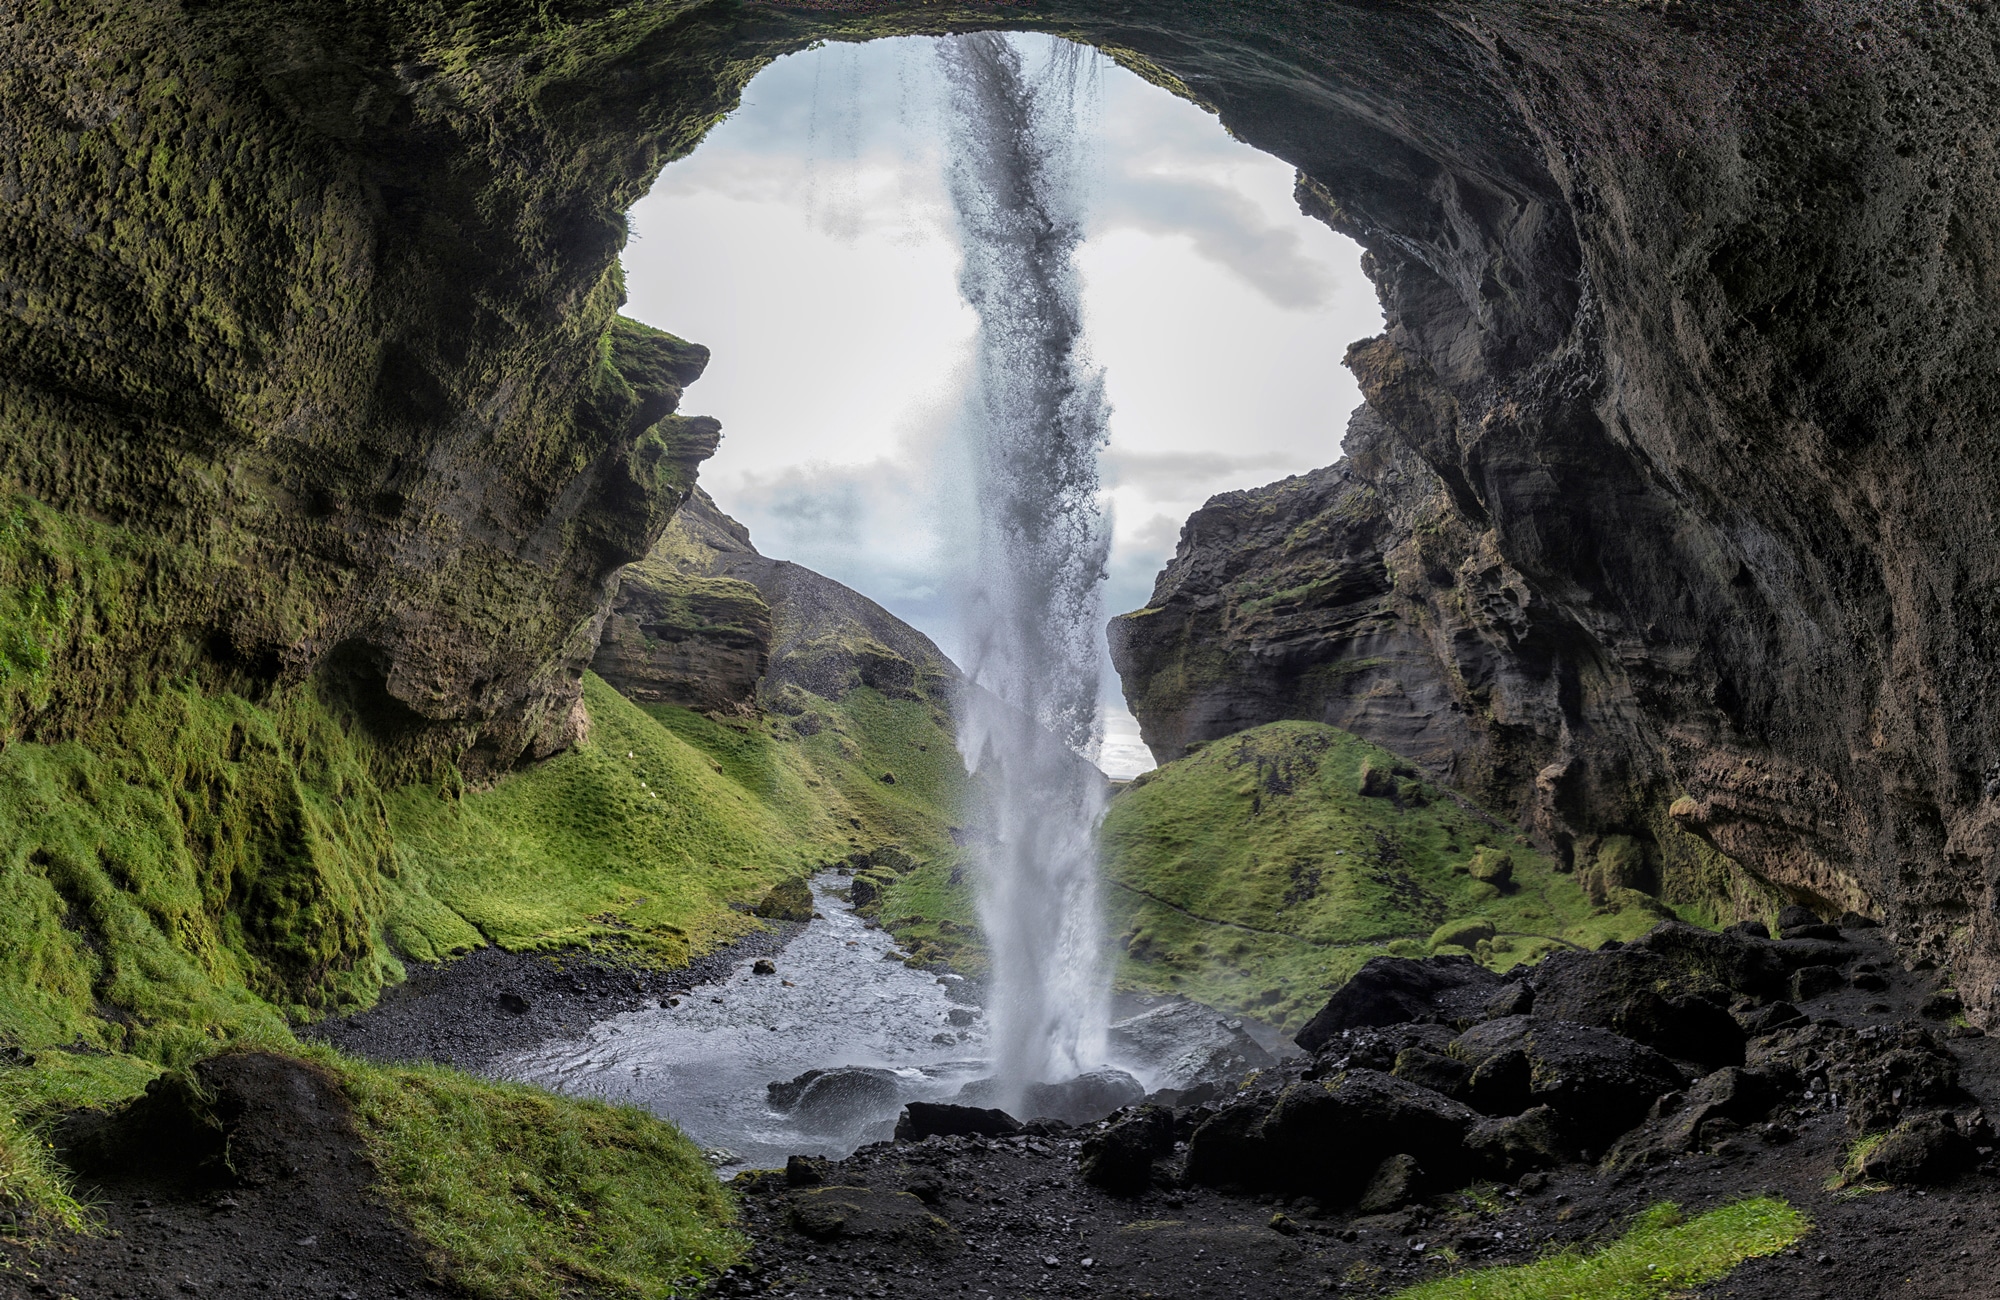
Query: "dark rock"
1450 1017 1685 1147
1021 1069 1146 1126
1464 1105 1573 1178
1079 1106 1176 1194
789 1187 959 1251
1921 990 1965 1020
1108 1001 1276 1091
497 992 530 1014
1776 904 1821 934
1791 965 1846 1002
1463 1048 1534 1117
1725 921 1771 941
1783 923 1845 942
1483 982 1534 1019
1608 1067 1778 1166
894 1103 1021 1141
767 1068 901 1129
1294 957 1502 1051
848 877 881 909
1392 1047 1470 1098
1322 1023 1458 1074
1528 946 1744 1068
1184 1068 1478 1199
1352 1153 1425 1214
1851 970 1890 992
751 958 778 976
1746 1022 1962 1132
1858 1114 1975 1186
946 1008 979 1027
1839 912 1883 931
1737 1002 1808 1036
785 1155 830 1187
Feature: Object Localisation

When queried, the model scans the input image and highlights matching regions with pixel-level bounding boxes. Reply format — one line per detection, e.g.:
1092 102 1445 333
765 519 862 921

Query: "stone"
1450 1017 1686 1147
1079 1106 1176 1195
785 1155 830 1187
497 992 530 1014
1107 1001 1276 1091
1464 1105 1573 1178
1483 982 1534 1019
1528 946 1745 1068
894 1102 1021 1141
1791 965 1846 1002
1922 989 1965 1020
754 878 815 923
767 1068 901 1130
1725 921 1771 940
1352 1153 1425 1214
1295 957 1503 1052
1466 848 1513 886
751 958 777 976
789 1187 959 1251
1392 1047 1470 1098
1858 1114 1974 1186
1609 1067 1778 1166
1430 918 1496 952
1776 904 1821 934
946 1008 979 1027
1184 1068 1479 1198
848 877 881 909
1737 1001 1807 1036
1022 1069 1147 1125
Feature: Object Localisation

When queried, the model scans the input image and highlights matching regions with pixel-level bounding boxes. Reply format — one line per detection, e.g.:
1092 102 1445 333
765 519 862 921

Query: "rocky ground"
14 911 2000 1300
718 912 2000 1300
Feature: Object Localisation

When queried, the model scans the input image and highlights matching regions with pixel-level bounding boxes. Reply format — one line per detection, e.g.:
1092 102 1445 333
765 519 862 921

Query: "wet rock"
754 878 815 923
1858 1114 1975 1186
1352 1153 1425 1214
1463 1105 1573 1178
789 1187 959 1251
1108 1002 1275 1091
1449 1017 1685 1147
752 959 778 976
1022 1069 1147 1125
1791 965 1845 1002
946 1008 979 1027
1295 957 1503 1051
1079 1105 1176 1194
767 1068 901 1129
848 877 881 909
1184 1068 1478 1199
894 1102 1021 1141
785 1155 830 1187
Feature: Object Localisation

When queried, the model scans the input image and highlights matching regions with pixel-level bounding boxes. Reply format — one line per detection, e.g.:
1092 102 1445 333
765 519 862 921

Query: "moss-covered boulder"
755 878 815 924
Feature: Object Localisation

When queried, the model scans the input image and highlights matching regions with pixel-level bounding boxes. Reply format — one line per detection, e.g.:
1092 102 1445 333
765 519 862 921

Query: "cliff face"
591 487 958 719
9 0 2000 1001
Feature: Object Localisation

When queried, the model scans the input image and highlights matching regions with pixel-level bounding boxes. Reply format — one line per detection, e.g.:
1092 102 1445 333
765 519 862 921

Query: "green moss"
1389 1199 1809 1299
332 1048 741 1300
1101 721 1697 1029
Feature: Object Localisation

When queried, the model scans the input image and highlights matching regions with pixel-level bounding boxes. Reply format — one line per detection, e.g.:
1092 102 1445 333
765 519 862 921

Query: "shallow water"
502 875 990 1169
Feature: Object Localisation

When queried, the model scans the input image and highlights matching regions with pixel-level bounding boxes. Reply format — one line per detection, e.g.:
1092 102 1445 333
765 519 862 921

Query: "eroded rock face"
11 2 2000 992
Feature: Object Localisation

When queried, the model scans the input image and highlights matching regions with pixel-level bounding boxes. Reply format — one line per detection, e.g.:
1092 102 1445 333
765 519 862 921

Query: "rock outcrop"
10 2 2000 998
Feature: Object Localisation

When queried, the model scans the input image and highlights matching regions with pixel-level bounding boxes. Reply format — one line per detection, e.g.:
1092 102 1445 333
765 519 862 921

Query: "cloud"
1103 447 1295 499
1097 173 1338 310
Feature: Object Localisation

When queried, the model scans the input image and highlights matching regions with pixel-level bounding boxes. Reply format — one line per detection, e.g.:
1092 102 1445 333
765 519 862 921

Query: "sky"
619 36 1384 778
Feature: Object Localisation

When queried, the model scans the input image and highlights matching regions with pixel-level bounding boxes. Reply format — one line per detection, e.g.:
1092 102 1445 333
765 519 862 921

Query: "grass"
1389 1199 1810 1299
330 1048 741 1300
1099 721 1690 1030
385 672 965 967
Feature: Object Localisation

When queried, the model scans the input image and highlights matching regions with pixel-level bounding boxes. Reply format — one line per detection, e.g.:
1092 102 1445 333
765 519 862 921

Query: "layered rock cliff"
9 0 2000 1004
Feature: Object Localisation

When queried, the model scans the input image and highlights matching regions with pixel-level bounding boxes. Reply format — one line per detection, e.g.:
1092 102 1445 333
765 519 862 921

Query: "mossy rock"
1358 761 1398 798
1468 847 1514 886
755 877 815 924
1431 917 1497 951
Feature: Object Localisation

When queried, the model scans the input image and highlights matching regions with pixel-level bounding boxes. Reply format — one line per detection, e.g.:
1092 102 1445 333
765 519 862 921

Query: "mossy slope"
1101 721 1692 1030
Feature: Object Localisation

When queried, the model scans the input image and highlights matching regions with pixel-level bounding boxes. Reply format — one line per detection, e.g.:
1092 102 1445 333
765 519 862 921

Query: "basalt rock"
1449 1017 1686 1148
1294 956 1502 1051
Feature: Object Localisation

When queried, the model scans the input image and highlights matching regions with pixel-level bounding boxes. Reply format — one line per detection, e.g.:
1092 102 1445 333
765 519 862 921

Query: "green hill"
1101 720 1688 1031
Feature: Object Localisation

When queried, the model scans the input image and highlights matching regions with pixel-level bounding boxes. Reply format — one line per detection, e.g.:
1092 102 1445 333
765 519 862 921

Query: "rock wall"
10 0 2000 1001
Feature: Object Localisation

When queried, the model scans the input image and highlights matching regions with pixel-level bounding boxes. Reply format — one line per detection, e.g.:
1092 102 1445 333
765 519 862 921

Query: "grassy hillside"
1101 721 1690 1030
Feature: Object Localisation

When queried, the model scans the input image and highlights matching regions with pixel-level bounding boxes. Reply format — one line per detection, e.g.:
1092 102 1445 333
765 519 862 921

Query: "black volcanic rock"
1294 956 1503 1051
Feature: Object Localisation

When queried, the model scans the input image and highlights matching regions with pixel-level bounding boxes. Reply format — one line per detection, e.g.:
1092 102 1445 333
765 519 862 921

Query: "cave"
9 1 2000 1292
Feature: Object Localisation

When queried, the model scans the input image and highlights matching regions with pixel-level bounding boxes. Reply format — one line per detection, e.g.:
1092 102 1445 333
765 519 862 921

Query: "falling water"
937 32 1112 1110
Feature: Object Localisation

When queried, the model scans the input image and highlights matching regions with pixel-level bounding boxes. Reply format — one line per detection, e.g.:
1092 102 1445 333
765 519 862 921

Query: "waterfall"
936 32 1111 1108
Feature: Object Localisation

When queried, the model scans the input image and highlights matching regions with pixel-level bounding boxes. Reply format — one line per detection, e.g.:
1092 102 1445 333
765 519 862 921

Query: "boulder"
1790 965 1845 1002
848 876 881 908
1393 1047 1470 1098
1608 1066 1779 1166
1184 1068 1478 1199
1776 904 1842 941
1858 1113 1974 1185
1295 956 1503 1051
790 1187 960 1251
755 877 815 923
1079 1105 1176 1194
1022 1068 1146 1125
1528 947 1745 1068
895 1102 1022 1140
1466 848 1513 886
1353 1153 1426 1214
1736 1001 1807 1036
1450 1017 1685 1147
1430 918 1497 951
1464 1105 1573 1178
1107 1001 1276 1091
768 1067 901 1129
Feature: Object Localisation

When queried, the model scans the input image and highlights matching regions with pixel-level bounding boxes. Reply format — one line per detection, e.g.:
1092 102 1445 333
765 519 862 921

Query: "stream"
503 875 992 1170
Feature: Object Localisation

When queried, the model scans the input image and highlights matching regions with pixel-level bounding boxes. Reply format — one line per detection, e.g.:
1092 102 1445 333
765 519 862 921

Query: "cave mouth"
621 32 1386 781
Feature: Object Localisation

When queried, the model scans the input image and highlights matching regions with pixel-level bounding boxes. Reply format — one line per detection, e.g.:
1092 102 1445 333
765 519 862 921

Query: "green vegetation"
335 1050 740 1300
1100 722 1690 1029
1389 1199 1809 1299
